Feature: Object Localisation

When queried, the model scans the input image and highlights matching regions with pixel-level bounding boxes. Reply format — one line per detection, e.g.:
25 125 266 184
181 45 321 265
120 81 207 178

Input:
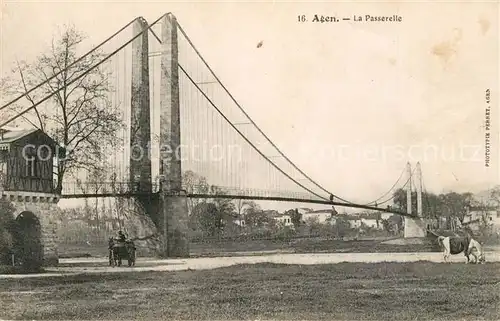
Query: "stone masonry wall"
129 17 152 194
2 191 59 266
164 194 189 257
158 13 190 258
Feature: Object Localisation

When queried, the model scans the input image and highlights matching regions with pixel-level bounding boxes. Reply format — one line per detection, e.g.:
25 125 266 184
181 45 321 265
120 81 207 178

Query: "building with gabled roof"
0 127 63 267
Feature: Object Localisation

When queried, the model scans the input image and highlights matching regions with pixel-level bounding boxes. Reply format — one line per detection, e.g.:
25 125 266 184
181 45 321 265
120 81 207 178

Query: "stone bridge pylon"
128 14 189 258
404 162 427 238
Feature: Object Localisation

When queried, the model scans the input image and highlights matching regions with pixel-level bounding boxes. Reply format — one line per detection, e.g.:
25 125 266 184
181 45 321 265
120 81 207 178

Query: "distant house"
233 218 246 227
347 217 362 229
360 218 381 229
263 209 280 217
341 213 383 230
274 214 294 227
297 208 313 215
380 212 393 220
463 207 500 230
301 209 335 224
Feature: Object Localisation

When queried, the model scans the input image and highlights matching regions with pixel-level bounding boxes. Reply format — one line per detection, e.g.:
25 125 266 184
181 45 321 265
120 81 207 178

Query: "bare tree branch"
16 60 45 131
0 25 123 193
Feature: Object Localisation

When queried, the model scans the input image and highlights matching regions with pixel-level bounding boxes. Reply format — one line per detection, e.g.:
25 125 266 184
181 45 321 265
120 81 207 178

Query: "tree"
393 188 437 217
477 207 494 240
333 216 351 239
87 167 107 232
210 185 236 219
107 171 126 231
381 214 403 235
190 202 216 235
75 177 93 225
243 201 269 229
187 186 236 237
392 188 474 229
381 219 392 234
235 199 251 222
234 199 249 216
440 192 474 227
190 201 232 237
1 24 122 193
286 209 302 229
393 188 419 214
422 193 443 218
465 196 497 241
490 186 500 207
304 216 322 236
182 170 209 214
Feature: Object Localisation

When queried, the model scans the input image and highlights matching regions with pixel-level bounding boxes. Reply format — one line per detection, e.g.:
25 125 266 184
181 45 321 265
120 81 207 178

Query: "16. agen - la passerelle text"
304 14 403 23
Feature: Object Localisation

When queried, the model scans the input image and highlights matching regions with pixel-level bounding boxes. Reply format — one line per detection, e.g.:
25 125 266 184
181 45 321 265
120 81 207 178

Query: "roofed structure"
0 127 64 194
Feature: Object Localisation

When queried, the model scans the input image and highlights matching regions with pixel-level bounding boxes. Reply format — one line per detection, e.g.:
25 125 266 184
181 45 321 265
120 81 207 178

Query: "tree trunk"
95 197 99 237
56 165 65 194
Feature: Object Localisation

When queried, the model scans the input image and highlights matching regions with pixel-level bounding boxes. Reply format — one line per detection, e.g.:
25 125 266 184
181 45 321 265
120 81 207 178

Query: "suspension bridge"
0 13 429 259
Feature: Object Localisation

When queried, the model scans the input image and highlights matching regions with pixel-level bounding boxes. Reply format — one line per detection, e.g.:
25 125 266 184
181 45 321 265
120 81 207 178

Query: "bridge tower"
406 162 412 215
416 162 423 217
404 162 426 237
128 17 159 251
128 15 188 258
129 17 152 203
157 13 189 257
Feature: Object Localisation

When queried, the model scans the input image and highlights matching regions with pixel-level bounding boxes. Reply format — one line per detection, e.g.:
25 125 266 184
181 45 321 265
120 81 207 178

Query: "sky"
1 1 499 212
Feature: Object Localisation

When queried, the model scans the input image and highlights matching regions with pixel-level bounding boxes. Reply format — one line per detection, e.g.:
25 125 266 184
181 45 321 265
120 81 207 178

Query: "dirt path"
2 250 499 279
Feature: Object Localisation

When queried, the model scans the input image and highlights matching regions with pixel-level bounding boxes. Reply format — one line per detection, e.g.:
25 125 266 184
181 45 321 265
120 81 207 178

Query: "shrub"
273 226 296 241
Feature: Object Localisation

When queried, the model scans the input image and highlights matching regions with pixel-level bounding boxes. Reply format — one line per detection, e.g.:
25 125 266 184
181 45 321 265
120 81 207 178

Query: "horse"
108 237 136 267
437 235 485 264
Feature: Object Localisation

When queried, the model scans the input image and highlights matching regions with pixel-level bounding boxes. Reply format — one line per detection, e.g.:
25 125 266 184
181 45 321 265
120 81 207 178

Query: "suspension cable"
364 166 406 206
421 170 435 218
376 166 416 207
179 63 328 201
176 22 356 203
0 18 140 112
375 193 397 206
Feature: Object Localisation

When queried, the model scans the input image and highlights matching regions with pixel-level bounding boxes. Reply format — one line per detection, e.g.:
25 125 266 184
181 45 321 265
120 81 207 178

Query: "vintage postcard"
0 1 498 320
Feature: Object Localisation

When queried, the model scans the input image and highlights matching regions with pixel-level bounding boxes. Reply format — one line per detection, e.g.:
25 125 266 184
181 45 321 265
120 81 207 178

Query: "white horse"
437 235 485 264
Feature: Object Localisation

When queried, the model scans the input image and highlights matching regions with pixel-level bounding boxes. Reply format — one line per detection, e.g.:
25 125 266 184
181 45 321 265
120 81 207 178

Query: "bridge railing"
183 184 324 201
61 181 161 196
61 180 325 201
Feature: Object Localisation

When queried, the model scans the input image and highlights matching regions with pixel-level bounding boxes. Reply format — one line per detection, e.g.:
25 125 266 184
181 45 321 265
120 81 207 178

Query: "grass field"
1 262 499 320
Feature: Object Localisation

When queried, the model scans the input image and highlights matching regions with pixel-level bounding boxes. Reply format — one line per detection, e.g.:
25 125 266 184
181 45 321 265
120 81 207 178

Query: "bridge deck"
59 181 413 217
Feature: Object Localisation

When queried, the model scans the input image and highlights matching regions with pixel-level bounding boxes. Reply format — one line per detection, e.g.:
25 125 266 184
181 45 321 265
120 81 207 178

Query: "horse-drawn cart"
108 238 136 267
